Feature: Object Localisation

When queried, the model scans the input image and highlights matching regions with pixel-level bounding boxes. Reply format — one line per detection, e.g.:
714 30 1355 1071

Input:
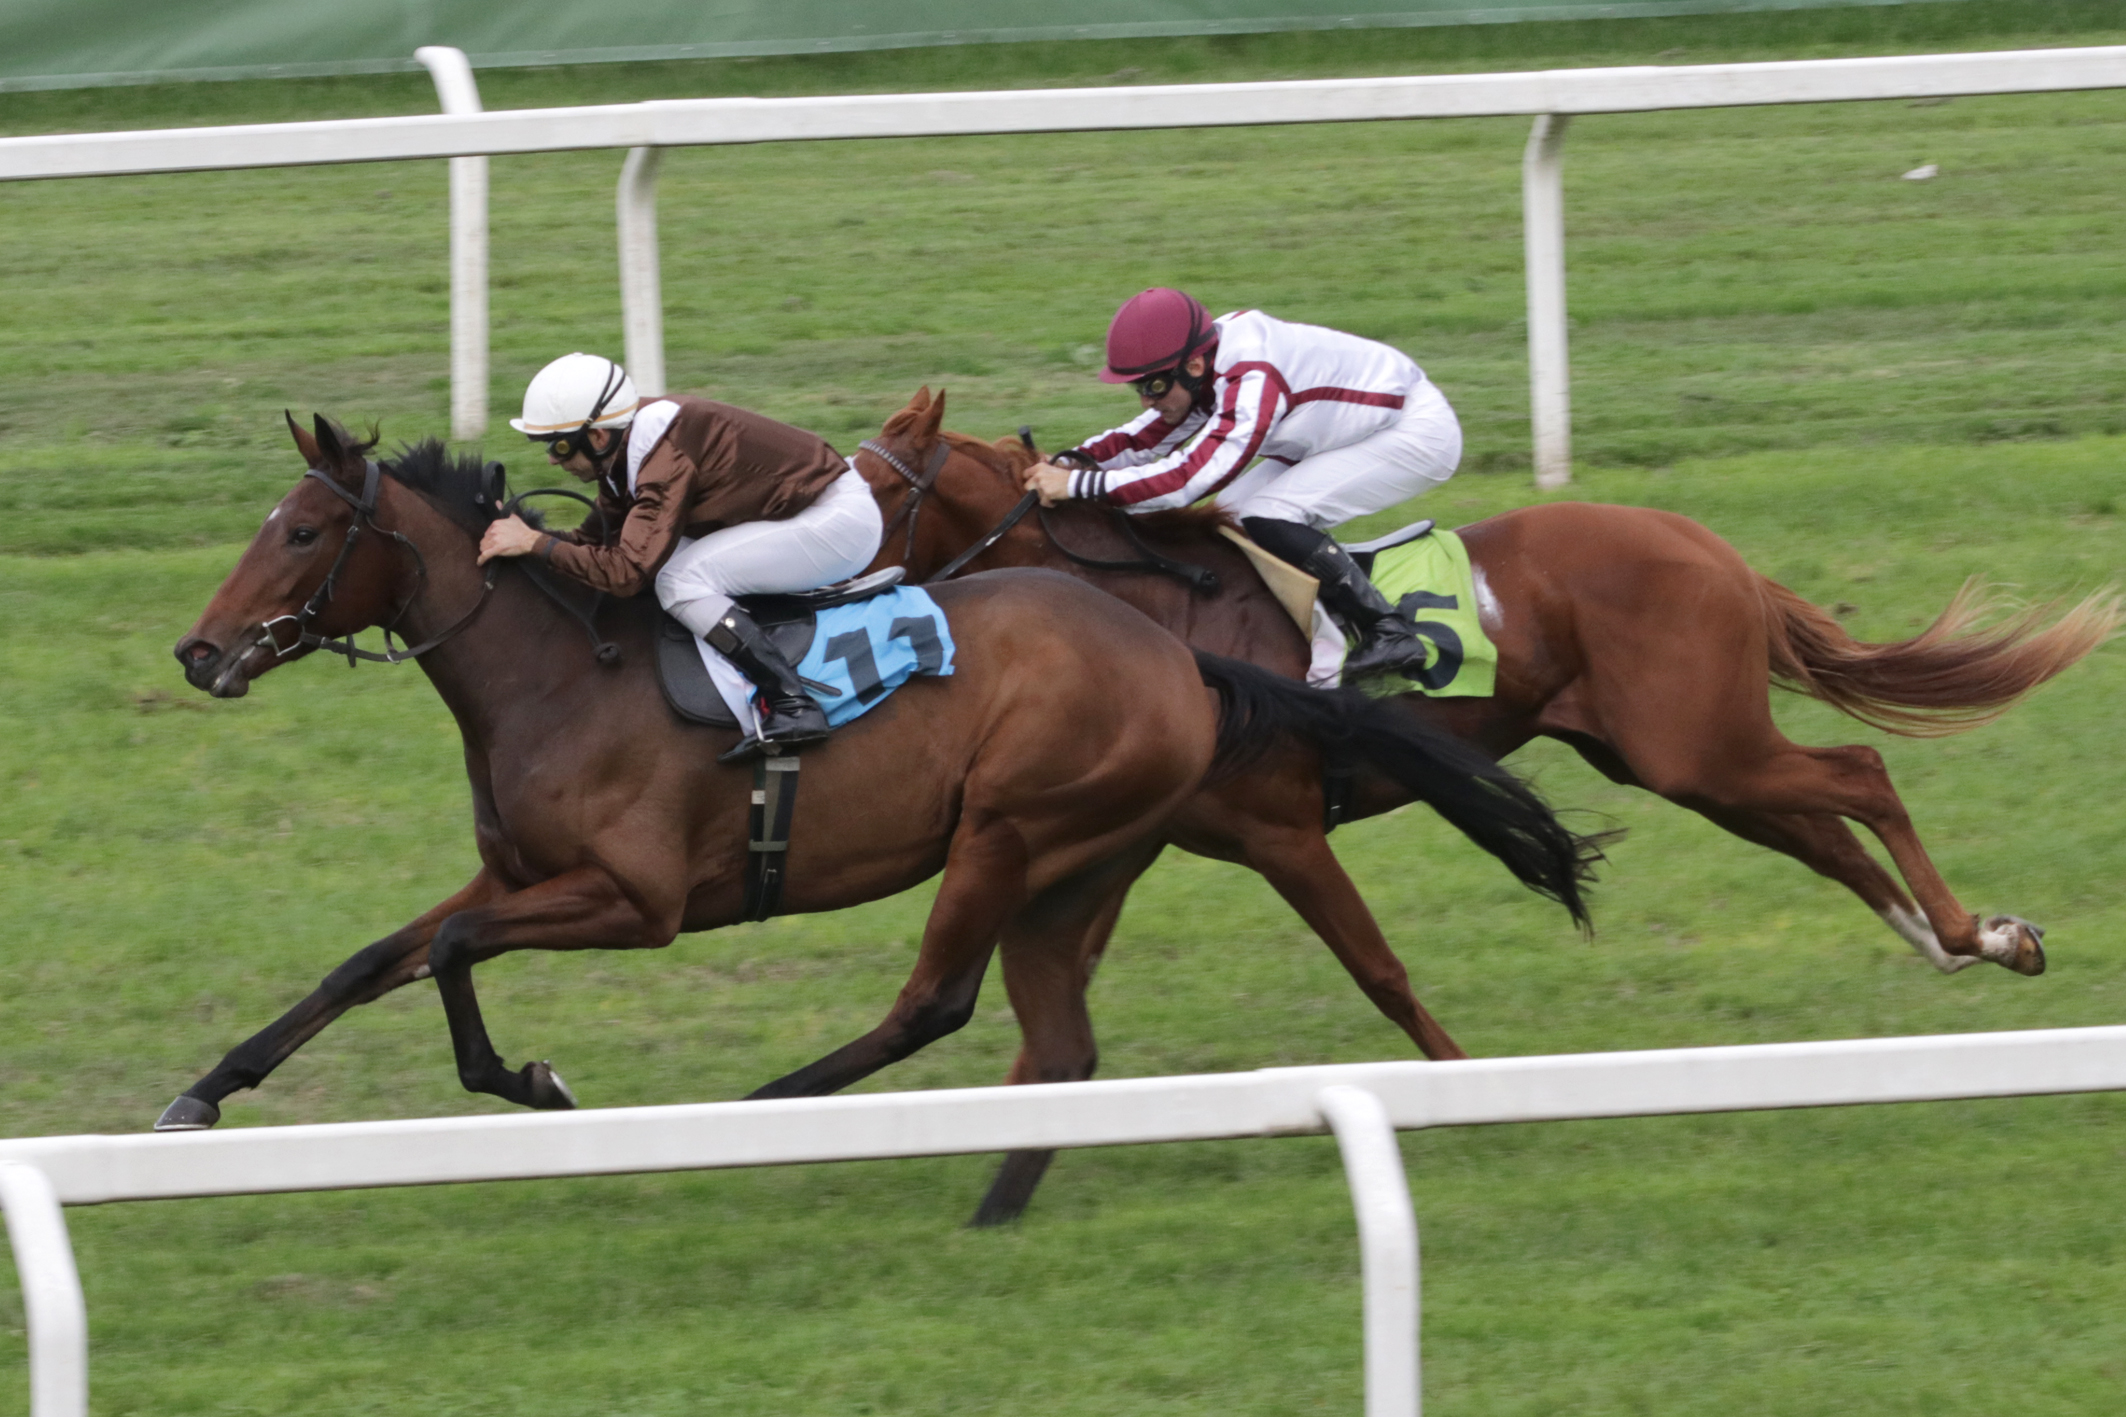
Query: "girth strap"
744 755 803 921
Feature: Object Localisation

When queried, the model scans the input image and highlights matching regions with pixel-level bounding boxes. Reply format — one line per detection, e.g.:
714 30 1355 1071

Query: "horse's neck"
383 497 596 739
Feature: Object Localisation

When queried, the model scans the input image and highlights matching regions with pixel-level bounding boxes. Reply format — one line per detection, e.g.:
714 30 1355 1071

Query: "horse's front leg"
426 866 676 1110
156 870 508 1130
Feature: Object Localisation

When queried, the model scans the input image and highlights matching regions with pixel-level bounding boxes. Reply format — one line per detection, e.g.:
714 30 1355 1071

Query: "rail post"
0 1162 87 1417
617 146 667 397
1522 114 1572 489
415 46 489 440
1319 1086 1420 1417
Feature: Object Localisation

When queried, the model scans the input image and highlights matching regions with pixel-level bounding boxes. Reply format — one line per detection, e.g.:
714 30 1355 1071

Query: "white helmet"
510 353 640 436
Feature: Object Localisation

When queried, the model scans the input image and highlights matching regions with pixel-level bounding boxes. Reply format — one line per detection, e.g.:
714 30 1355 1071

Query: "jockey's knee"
656 568 734 640
1238 515 1328 564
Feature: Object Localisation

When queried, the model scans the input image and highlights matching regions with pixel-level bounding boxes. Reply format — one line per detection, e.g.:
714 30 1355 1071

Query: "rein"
927 490 1039 584
255 460 497 667
1035 504 1221 596
900 434 1219 594
503 485 623 664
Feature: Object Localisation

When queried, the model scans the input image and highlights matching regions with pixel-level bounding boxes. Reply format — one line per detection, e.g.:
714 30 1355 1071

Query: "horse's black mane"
377 436 541 535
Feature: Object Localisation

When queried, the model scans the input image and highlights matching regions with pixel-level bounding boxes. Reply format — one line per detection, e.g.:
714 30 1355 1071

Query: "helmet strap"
1175 345 1216 405
572 359 631 474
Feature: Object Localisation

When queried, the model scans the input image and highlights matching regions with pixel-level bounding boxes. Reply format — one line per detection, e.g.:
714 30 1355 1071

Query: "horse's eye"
290 525 320 547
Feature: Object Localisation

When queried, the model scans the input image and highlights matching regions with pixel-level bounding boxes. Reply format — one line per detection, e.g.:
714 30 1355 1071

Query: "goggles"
535 428 596 462
1130 368 1181 399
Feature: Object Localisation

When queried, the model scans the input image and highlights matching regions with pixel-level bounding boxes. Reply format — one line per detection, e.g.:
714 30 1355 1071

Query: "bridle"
858 436 951 564
866 430 1218 594
254 460 498 667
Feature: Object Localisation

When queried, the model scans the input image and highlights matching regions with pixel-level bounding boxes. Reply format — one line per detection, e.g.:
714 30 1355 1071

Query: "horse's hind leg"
1585 718 2044 975
748 810 1034 1101
1690 745 2043 974
971 843 1163 1228
1554 574 2044 978
1695 804 1982 974
155 870 507 1130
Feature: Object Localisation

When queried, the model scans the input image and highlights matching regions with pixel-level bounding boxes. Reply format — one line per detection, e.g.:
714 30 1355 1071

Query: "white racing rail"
5 1024 2126 1416
1 46 2122 473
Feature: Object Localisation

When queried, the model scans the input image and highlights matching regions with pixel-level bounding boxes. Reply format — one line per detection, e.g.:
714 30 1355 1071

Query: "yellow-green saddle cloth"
1359 528 1498 698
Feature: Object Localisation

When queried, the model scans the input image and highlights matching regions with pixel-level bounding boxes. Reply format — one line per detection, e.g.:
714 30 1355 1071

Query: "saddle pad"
783 585 957 727
657 588 957 732
1362 528 1498 698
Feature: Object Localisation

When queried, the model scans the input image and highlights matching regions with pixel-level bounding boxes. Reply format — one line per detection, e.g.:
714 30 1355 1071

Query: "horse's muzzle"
174 636 251 698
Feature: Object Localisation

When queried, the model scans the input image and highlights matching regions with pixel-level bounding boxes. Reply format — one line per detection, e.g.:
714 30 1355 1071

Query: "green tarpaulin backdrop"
0 0 1925 89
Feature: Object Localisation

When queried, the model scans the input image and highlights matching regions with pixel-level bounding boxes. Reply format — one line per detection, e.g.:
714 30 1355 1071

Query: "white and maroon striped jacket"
1065 310 1425 512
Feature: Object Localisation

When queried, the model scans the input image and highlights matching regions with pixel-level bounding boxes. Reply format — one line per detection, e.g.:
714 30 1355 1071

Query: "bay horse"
160 417 1596 1185
858 388 2120 988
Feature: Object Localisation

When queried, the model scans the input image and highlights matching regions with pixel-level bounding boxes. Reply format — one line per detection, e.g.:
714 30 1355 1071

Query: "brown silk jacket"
536 397 847 597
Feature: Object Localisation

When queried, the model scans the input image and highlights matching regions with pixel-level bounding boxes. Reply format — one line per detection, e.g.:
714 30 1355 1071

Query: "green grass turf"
4 5 2126 1412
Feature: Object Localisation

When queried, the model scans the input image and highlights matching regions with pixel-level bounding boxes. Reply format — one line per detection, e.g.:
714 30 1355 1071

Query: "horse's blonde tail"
1759 576 2122 737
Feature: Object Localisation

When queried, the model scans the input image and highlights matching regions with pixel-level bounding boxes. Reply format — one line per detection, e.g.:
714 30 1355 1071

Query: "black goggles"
534 428 594 462
1130 368 1182 399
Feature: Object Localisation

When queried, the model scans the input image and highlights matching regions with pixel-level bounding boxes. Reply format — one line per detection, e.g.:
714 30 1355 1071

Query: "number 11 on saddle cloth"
694 585 957 733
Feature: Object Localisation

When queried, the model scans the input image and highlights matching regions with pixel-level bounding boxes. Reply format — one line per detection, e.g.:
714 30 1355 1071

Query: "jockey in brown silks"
479 354 883 756
1023 288 1463 680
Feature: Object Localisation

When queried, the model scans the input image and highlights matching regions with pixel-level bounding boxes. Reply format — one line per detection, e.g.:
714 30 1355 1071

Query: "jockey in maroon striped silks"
1024 288 1462 679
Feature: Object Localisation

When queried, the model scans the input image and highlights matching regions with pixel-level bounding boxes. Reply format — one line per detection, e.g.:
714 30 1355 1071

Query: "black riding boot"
1239 516 1428 681
706 606 831 762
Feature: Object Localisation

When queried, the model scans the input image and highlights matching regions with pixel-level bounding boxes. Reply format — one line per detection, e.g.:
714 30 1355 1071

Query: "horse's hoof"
154 1095 220 1132
1980 915 2047 976
524 1061 579 1110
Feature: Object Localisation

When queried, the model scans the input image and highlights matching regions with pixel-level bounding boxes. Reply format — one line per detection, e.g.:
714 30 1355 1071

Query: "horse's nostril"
176 638 220 670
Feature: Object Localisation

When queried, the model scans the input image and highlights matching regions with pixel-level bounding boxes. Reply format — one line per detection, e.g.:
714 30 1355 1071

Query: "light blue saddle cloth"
790 586 957 727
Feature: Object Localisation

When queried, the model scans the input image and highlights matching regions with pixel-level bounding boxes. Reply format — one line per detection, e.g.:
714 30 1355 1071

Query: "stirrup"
718 697 831 764
1343 618 1430 679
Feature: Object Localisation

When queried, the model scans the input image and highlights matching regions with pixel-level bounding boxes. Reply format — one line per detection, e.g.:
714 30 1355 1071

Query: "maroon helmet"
1099 288 1216 384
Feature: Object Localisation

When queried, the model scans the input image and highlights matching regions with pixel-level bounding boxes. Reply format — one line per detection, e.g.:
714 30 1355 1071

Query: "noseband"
255 460 497 667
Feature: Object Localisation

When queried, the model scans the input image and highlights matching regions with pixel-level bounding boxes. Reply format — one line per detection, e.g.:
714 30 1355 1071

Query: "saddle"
655 567 908 729
1221 517 1438 637
1345 518 1437 578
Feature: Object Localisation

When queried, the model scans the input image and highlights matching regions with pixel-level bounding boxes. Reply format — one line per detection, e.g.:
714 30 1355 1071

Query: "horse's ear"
285 409 323 468
312 413 347 467
917 387 947 445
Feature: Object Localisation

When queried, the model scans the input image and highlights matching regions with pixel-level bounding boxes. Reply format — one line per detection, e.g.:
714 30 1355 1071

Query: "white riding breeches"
656 469 884 637
1214 378 1462 531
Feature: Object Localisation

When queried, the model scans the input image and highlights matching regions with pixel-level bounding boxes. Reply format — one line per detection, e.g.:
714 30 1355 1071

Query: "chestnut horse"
160 418 1596 1186
858 388 2120 987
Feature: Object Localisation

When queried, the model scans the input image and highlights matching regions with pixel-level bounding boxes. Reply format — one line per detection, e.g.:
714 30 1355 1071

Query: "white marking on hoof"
1879 904 1977 974
1977 915 2046 974
542 1063 579 1109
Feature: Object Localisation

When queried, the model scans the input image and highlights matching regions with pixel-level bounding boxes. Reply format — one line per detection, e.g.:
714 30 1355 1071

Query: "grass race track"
4 4 2126 1412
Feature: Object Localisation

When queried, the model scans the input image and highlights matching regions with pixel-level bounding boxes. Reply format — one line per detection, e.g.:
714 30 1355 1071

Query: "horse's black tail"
1195 650 1603 930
